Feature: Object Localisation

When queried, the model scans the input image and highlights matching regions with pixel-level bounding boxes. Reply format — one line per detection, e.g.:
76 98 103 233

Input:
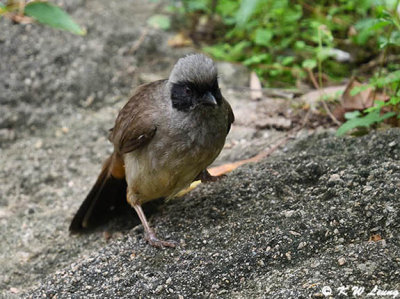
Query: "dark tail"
69 155 128 232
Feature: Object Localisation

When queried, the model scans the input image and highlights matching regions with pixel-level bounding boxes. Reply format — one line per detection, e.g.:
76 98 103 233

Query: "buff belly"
124 142 221 205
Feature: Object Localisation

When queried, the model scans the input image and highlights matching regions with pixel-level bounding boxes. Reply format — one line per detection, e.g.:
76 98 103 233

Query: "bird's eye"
184 86 192 95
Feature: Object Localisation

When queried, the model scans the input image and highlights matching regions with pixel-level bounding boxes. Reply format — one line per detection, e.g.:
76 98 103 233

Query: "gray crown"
169 54 217 85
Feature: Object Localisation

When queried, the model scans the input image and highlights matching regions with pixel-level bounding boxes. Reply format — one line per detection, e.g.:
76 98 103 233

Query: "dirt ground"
1 0 399 297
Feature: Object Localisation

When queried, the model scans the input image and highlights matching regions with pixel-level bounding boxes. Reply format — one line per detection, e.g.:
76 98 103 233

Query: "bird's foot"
145 230 178 248
203 173 226 183
196 169 226 183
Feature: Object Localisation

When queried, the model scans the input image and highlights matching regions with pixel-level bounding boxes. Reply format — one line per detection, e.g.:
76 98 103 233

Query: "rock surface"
16 129 400 298
1 0 400 298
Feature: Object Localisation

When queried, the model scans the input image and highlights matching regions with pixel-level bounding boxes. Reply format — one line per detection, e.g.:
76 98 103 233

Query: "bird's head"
168 54 222 111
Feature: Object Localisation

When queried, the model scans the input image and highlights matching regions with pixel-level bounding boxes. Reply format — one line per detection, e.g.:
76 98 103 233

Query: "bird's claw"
145 232 178 248
203 173 226 183
197 170 226 183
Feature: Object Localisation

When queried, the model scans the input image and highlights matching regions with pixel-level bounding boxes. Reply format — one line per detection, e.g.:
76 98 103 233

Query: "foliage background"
169 0 400 134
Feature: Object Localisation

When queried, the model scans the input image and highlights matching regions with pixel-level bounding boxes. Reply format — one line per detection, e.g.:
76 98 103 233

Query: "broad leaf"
337 110 396 136
25 1 85 35
147 15 171 30
235 0 259 27
243 53 270 66
344 111 361 120
254 28 273 46
302 59 317 69
350 84 371 96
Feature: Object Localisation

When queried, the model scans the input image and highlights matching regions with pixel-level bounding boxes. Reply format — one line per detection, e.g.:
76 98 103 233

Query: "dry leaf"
11 14 34 24
250 71 263 101
208 138 287 177
369 234 382 242
341 77 374 111
335 78 389 121
168 32 193 48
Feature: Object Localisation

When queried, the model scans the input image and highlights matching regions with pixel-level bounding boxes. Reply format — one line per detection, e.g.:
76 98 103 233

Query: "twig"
320 98 341 126
128 28 149 55
306 68 319 90
306 68 341 126
300 107 312 129
229 86 304 99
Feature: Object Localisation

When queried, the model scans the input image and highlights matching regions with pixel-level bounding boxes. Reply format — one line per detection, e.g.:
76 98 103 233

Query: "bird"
69 54 234 247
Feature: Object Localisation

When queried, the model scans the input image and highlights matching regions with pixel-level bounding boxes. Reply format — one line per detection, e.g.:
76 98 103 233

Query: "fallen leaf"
168 32 193 48
341 77 374 111
369 234 382 242
10 14 34 24
335 78 389 121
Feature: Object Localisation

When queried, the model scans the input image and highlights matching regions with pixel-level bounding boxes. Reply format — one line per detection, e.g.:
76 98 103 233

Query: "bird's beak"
201 92 217 106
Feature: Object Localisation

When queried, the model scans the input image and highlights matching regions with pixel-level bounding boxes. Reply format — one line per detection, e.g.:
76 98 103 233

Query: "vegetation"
172 0 400 135
2 0 399 135
0 0 85 35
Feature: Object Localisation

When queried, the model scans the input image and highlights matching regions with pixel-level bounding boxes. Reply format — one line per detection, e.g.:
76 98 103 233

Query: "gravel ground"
1 0 400 297
20 129 400 298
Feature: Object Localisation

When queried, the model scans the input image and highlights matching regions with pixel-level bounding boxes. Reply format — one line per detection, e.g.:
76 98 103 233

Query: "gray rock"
2 128 397 298
216 61 250 88
1 0 400 297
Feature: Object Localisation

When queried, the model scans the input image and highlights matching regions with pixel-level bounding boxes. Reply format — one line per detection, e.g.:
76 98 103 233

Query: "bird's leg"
132 203 177 248
195 169 226 183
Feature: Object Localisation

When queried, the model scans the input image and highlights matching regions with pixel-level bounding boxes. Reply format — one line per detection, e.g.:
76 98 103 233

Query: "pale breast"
124 104 228 204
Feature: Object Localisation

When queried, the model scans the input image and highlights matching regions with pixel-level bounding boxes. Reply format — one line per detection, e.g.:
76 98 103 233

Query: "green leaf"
302 59 317 69
254 28 273 46
235 0 259 27
204 42 250 61
344 110 361 120
228 41 251 60
216 0 239 18
25 1 85 35
242 53 270 66
336 110 396 136
378 30 400 48
0 2 5 16
350 84 371 96
363 100 385 113
372 70 400 87
354 18 391 45
294 40 306 49
187 0 209 13
147 14 171 30
281 56 294 66
203 44 228 60
388 96 400 105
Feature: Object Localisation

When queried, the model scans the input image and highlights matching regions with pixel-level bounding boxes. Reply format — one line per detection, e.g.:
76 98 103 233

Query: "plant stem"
377 0 400 97
317 25 323 91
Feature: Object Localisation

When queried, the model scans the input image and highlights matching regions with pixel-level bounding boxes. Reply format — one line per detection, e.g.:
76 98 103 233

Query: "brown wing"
109 80 166 155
